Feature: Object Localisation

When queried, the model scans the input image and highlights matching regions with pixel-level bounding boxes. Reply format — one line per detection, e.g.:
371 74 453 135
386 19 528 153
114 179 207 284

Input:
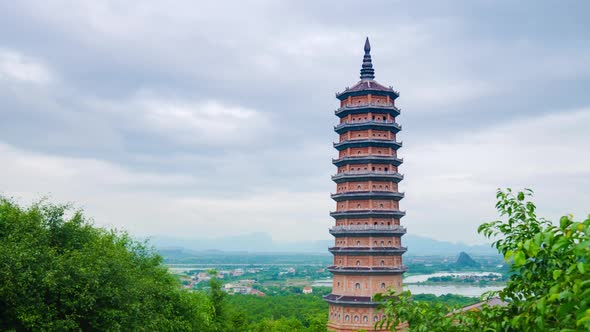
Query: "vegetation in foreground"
376 189 590 331
0 198 212 331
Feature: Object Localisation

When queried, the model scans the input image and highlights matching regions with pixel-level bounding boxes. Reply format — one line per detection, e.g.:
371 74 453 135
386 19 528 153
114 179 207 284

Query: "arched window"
363 316 369 323
355 283 361 289
357 185 361 190
357 204 361 208
380 260 385 267
374 315 379 322
379 203 384 208
356 260 360 266
356 240 361 246
354 315 359 322
357 151 361 155
388 241 392 246
381 241 385 246
345 315 350 321
381 282 386 289
373 241 377 246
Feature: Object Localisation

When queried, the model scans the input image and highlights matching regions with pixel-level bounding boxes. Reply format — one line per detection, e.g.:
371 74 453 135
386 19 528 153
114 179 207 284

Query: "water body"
404 284 503 297
312 279 333 287
314 272 505 297
404 272 502 284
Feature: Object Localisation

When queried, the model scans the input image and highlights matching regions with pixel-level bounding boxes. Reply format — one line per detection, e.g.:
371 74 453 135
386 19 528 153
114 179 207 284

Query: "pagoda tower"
325 38 407 332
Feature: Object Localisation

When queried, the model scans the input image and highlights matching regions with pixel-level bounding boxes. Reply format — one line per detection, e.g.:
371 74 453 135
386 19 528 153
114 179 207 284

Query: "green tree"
0 197 213 331
207 270 232 331
479 189 590 330
377 189 590 331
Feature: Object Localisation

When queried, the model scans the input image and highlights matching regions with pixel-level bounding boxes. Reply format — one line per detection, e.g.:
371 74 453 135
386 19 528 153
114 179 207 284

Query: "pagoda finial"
364 37 371 53
360 37 375 80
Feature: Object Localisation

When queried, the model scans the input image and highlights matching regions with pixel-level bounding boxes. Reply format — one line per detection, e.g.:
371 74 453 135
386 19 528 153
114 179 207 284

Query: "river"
313 272 505 297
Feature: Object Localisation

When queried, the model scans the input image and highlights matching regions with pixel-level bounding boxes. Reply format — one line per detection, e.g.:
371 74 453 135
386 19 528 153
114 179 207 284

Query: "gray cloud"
1 0 589 244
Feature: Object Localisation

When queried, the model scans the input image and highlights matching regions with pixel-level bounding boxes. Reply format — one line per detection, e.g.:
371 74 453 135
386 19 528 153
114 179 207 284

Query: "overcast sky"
1 1 589 245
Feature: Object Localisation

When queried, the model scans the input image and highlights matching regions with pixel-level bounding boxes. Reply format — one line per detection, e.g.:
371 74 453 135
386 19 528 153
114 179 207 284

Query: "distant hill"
403 234 497 256
456 251 480 267
149 232 497 256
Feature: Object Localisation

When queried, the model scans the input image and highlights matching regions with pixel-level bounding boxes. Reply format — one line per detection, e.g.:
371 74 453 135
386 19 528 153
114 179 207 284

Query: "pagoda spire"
360 37 375 80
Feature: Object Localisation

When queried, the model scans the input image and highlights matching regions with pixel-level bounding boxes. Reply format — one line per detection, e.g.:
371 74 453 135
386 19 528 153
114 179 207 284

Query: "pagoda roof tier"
330 209 406 219
323 294 381 307
333 139 402 151
327 265 408 275
328 246 407 256
336 81 400 101
329 224 406 237
332 156 403 167
331 191 404 202
332 171 403 183
334 120 401 134
335 102 401 118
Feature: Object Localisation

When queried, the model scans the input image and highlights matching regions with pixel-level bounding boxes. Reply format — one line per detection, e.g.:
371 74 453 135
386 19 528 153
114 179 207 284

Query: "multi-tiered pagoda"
324 38 407 332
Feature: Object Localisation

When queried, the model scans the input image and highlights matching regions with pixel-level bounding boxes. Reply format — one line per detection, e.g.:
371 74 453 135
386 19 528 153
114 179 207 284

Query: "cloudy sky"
1 1 589 245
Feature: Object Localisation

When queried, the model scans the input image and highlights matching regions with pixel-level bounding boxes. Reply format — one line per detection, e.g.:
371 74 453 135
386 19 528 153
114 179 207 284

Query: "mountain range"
150 232 497 256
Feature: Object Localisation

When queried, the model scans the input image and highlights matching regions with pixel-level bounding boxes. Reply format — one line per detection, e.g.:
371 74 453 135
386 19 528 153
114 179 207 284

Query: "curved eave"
335 105 400 118
329 228 407 237
333 139 402 151
328 246 408 255
334 121 401 134
332 172 403 183
323 294 382 307
327 266 408 275
330 209 406 219
331 191 405 202
336 89 400 101
332 156 403 167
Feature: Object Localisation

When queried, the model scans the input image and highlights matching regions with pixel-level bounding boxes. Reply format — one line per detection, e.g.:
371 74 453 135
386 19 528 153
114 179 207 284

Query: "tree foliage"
378 189 590 331
0 197 212 331
479 188 590 330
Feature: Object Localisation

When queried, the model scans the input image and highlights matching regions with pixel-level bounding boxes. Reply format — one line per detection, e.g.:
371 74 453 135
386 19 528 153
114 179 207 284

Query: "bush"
0 198 212 331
